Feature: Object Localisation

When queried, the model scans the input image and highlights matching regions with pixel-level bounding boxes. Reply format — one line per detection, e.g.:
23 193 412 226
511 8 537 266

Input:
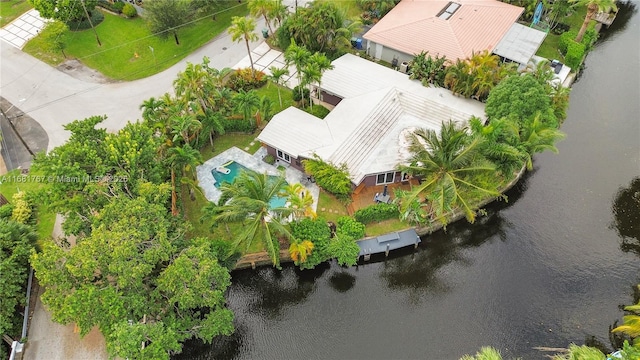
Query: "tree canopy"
485 74 555 126
144 0 193 45
28 0 97 22
31 196 234 359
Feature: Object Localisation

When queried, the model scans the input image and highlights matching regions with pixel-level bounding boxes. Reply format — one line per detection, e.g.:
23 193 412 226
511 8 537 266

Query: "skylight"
438 2 461 20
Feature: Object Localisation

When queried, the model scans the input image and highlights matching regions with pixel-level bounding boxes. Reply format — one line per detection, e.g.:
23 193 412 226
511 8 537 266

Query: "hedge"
336 216 365 240
565 41 586 70
559 30 578 55
353 202 400 224
220 117 256 133
66 9 104 31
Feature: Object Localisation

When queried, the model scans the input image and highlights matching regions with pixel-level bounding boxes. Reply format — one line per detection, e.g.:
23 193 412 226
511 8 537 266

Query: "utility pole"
80 0 101 46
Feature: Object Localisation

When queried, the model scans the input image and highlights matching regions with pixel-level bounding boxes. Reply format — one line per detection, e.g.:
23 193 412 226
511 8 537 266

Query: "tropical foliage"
228 16 259 77
397 121 501 226
302 155 352 200
289 217 332 270
570 0 618 43
145 0 193 45
28 0 97 22
409 51 448 87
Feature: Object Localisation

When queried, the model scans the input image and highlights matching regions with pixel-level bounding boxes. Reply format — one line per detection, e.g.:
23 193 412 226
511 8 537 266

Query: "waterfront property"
257 53 486 205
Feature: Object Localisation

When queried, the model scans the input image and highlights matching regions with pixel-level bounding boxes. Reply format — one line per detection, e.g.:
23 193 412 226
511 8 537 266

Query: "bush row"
220 117 256 133
353 202 400 224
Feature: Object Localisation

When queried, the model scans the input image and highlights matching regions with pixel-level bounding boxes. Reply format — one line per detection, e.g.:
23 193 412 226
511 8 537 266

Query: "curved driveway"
0 17 266 152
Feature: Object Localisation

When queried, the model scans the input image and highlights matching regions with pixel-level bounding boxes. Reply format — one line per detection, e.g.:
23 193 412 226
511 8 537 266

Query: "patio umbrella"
383 185 388 197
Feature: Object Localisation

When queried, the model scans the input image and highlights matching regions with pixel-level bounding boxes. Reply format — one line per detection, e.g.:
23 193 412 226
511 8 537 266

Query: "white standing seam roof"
493 23 547 65
258 54 486 185
256 107 333 157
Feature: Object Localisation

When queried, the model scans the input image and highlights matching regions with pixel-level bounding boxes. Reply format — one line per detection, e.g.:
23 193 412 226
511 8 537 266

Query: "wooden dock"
594 11 617 26
358 228 421 261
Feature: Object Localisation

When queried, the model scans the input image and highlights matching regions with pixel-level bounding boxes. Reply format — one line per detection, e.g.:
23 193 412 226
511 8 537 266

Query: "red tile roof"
363 0 524 62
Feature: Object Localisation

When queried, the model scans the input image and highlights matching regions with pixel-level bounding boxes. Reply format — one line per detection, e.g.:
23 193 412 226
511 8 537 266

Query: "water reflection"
611 177 640 255
328 270 356 293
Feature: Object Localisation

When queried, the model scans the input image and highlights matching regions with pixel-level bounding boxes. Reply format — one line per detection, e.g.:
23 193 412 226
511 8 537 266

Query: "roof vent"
438 2 461 20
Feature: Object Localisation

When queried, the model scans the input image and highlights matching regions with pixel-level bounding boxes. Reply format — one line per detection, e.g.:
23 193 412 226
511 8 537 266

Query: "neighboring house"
257 54 486 190
363 0 545 70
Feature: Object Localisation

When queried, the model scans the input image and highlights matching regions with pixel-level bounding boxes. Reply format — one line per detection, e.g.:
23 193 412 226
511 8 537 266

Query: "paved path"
0 9 48 49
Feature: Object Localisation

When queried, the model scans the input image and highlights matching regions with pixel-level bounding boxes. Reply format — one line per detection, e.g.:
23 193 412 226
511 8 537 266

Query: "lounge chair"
216 166 230 175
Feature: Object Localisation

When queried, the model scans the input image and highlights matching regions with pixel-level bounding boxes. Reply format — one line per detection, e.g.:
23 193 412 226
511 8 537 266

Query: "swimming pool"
211 161 288 208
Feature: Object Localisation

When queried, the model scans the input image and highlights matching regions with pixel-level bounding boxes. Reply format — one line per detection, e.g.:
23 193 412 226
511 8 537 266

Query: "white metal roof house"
257 54 486 189
362 0 546 71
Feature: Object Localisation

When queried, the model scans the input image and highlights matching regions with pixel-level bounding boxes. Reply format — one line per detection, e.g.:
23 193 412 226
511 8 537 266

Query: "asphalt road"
0 17 266 152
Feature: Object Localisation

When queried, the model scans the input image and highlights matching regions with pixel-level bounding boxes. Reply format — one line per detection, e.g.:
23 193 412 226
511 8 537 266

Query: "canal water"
176 2 640 359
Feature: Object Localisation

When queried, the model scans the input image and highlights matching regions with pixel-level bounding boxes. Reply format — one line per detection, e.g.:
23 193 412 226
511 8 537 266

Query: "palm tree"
139 96 165 122
301 62 321 108
199 109 226 148
167 144 203 216
268 0 288 27
307 52 334 102
233 89 261 126
256 96 273 127
469 116 525 176
266 66 290 107
571 0 617 43
284 40 311 98
517 113 566 170
228 16 259 78
203 171 301 268
248 0 274 36
284 183 316 220
397 121 501 225
170 113 202 146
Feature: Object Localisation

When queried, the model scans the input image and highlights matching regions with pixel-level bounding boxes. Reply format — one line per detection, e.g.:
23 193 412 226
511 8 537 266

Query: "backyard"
535 5 589 61
0 0 31 27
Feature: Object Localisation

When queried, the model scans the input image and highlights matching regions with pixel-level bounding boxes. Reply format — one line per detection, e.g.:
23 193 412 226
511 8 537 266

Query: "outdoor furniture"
216 166 230 174
374 193 391 204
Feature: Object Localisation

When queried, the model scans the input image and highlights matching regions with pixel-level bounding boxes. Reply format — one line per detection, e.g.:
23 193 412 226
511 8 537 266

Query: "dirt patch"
55 59 117 84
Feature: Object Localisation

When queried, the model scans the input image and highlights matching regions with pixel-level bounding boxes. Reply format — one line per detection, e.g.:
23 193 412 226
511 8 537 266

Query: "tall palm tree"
268 0 288 27
307 52 334 102
248 0 274 36
469 116 525 176
139 96 165 122
284 183 316 220
301 62 321 108
266 66 290 107
203 171 301 268
571 0 617 43
228 16 259 78
256 96 273 127
170 113 202 146
199 109 226 148
233 89 261 126
167 144 203 216
284 40 311 98
397 121 501 225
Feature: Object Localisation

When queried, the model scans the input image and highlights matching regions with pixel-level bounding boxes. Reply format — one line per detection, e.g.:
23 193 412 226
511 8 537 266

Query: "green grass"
0 169 56 247
536 6 588 60
0 0 31 27
199 133 260 160
364 218 411 237
304 104 330 118
24 3 248 80
317 190 349 223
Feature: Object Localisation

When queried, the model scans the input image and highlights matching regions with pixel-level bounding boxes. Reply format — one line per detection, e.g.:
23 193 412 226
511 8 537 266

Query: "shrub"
582 27 598 51
292 85 310 102
302 155 352 200
263 154 275 165
336 216 365 240
98 0 123 13
11 191 31 224
353 202 400 224
227 68 267 92
565 41 586 70
220 117 256 133
328 233 360 267
122 3 137 18
559 30 578 55
290 218 332 269
551 22 570 35
0 204 14 219
66 10 104 31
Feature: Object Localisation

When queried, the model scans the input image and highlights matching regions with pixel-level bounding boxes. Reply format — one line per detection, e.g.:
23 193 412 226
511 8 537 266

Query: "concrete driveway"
0 16 267 152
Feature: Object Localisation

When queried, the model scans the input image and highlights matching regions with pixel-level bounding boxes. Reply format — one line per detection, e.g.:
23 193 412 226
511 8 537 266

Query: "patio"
347 179 418 215
196 146 320 211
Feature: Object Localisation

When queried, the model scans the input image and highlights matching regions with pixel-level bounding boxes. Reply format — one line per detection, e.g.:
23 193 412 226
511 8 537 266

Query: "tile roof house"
362 0 540 69
257 54 486 189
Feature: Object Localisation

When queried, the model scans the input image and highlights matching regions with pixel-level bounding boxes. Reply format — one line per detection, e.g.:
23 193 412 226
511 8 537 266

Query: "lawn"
536 5 588 61
364 218 411 237
318 0 361 20
254 81 295 114
0 169 56 247
199 132 261 160
0 0 31 27
24 2 248 80
316 190 349 223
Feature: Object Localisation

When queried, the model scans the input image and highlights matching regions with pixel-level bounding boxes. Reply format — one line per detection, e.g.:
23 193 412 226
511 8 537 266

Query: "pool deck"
196 147 320 212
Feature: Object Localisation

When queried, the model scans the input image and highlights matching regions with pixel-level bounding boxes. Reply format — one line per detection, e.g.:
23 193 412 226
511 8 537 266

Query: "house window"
276 149 291 163
376 172 395 185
